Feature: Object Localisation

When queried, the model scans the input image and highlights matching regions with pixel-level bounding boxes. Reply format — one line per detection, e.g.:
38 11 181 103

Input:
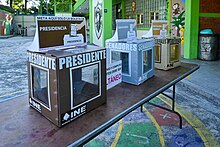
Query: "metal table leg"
143 84 182 129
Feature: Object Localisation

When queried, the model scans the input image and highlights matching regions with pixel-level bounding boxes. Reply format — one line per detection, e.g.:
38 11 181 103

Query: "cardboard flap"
106 19 137 42
29 16 87 52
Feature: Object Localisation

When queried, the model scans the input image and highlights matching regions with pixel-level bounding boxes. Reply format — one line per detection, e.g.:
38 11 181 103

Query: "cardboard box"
29 16 87 52
27 45 106 127
106 38 155 85
154 38 181 70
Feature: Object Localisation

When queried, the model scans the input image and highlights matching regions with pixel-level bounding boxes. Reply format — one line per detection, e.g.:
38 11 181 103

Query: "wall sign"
92 0 103 47
94 2 102 39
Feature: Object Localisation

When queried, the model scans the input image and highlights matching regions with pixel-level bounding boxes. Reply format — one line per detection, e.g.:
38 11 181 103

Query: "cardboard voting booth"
154 38 181 70
142 20 181 70
28 16 106 127
106 20 155 85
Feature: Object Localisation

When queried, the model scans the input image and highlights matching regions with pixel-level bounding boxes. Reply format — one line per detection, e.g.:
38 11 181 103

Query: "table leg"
146 84 182 129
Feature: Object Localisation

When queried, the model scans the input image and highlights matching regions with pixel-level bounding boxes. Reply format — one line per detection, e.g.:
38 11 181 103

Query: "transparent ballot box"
27 45 106 127
154 38 181 70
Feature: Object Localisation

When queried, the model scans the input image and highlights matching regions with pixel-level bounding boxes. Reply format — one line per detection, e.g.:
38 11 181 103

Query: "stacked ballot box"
27 45 106 127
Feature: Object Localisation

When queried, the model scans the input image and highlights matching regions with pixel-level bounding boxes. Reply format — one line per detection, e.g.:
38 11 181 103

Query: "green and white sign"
90 0 112 47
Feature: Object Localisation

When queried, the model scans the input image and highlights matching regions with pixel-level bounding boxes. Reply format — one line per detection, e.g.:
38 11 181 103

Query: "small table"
0 62 199 147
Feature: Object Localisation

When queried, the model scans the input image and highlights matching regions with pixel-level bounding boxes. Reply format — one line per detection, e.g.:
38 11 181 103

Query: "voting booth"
142 20 181 70
27 16 106 127
106 20 155 85
154 38 181 70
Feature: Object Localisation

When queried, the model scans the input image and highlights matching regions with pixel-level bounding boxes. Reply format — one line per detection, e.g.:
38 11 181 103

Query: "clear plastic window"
73 64 100 106
111 51 129 75
32 67 49 107
154 45 161 63
143 50 152 74
170 44 179 62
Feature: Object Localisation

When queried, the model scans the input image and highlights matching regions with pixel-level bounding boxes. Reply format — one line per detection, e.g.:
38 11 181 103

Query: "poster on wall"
171 0 185 38
92 0 103 47
171 0 185 55
29 16 87 51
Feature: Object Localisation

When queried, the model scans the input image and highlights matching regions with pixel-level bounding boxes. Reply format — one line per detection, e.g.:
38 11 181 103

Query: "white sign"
63 34 84 46
106 61 122 90
28 52 56 70
58 50 106 70
106 42 137 51
93 0 103 47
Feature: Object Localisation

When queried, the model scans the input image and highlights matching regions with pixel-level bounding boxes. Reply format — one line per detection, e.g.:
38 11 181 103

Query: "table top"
0 62 199 147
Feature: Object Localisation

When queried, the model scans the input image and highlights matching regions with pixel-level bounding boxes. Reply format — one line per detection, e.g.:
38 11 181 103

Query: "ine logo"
62 105 87 125
29 98 41 112
63 113 70 121
94 2 102 39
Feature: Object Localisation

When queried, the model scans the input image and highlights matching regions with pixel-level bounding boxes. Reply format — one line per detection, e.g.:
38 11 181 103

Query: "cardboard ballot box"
27 45 106 127
106 38 155 85
154 38 181 70
106 19 155 85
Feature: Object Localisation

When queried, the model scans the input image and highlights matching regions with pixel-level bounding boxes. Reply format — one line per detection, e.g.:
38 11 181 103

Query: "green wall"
89 0 93 43
167 0 171 37
199 13 220 18
184 0 200 59
74 0 87 12
102 0 113 46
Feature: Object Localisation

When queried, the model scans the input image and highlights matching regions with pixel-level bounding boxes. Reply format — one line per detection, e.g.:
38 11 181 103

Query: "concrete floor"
0 36 33 101
0 36 220 146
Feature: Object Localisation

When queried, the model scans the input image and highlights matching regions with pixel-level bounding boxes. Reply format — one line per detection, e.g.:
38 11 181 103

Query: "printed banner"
36 16 87 50
106 60 122 90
